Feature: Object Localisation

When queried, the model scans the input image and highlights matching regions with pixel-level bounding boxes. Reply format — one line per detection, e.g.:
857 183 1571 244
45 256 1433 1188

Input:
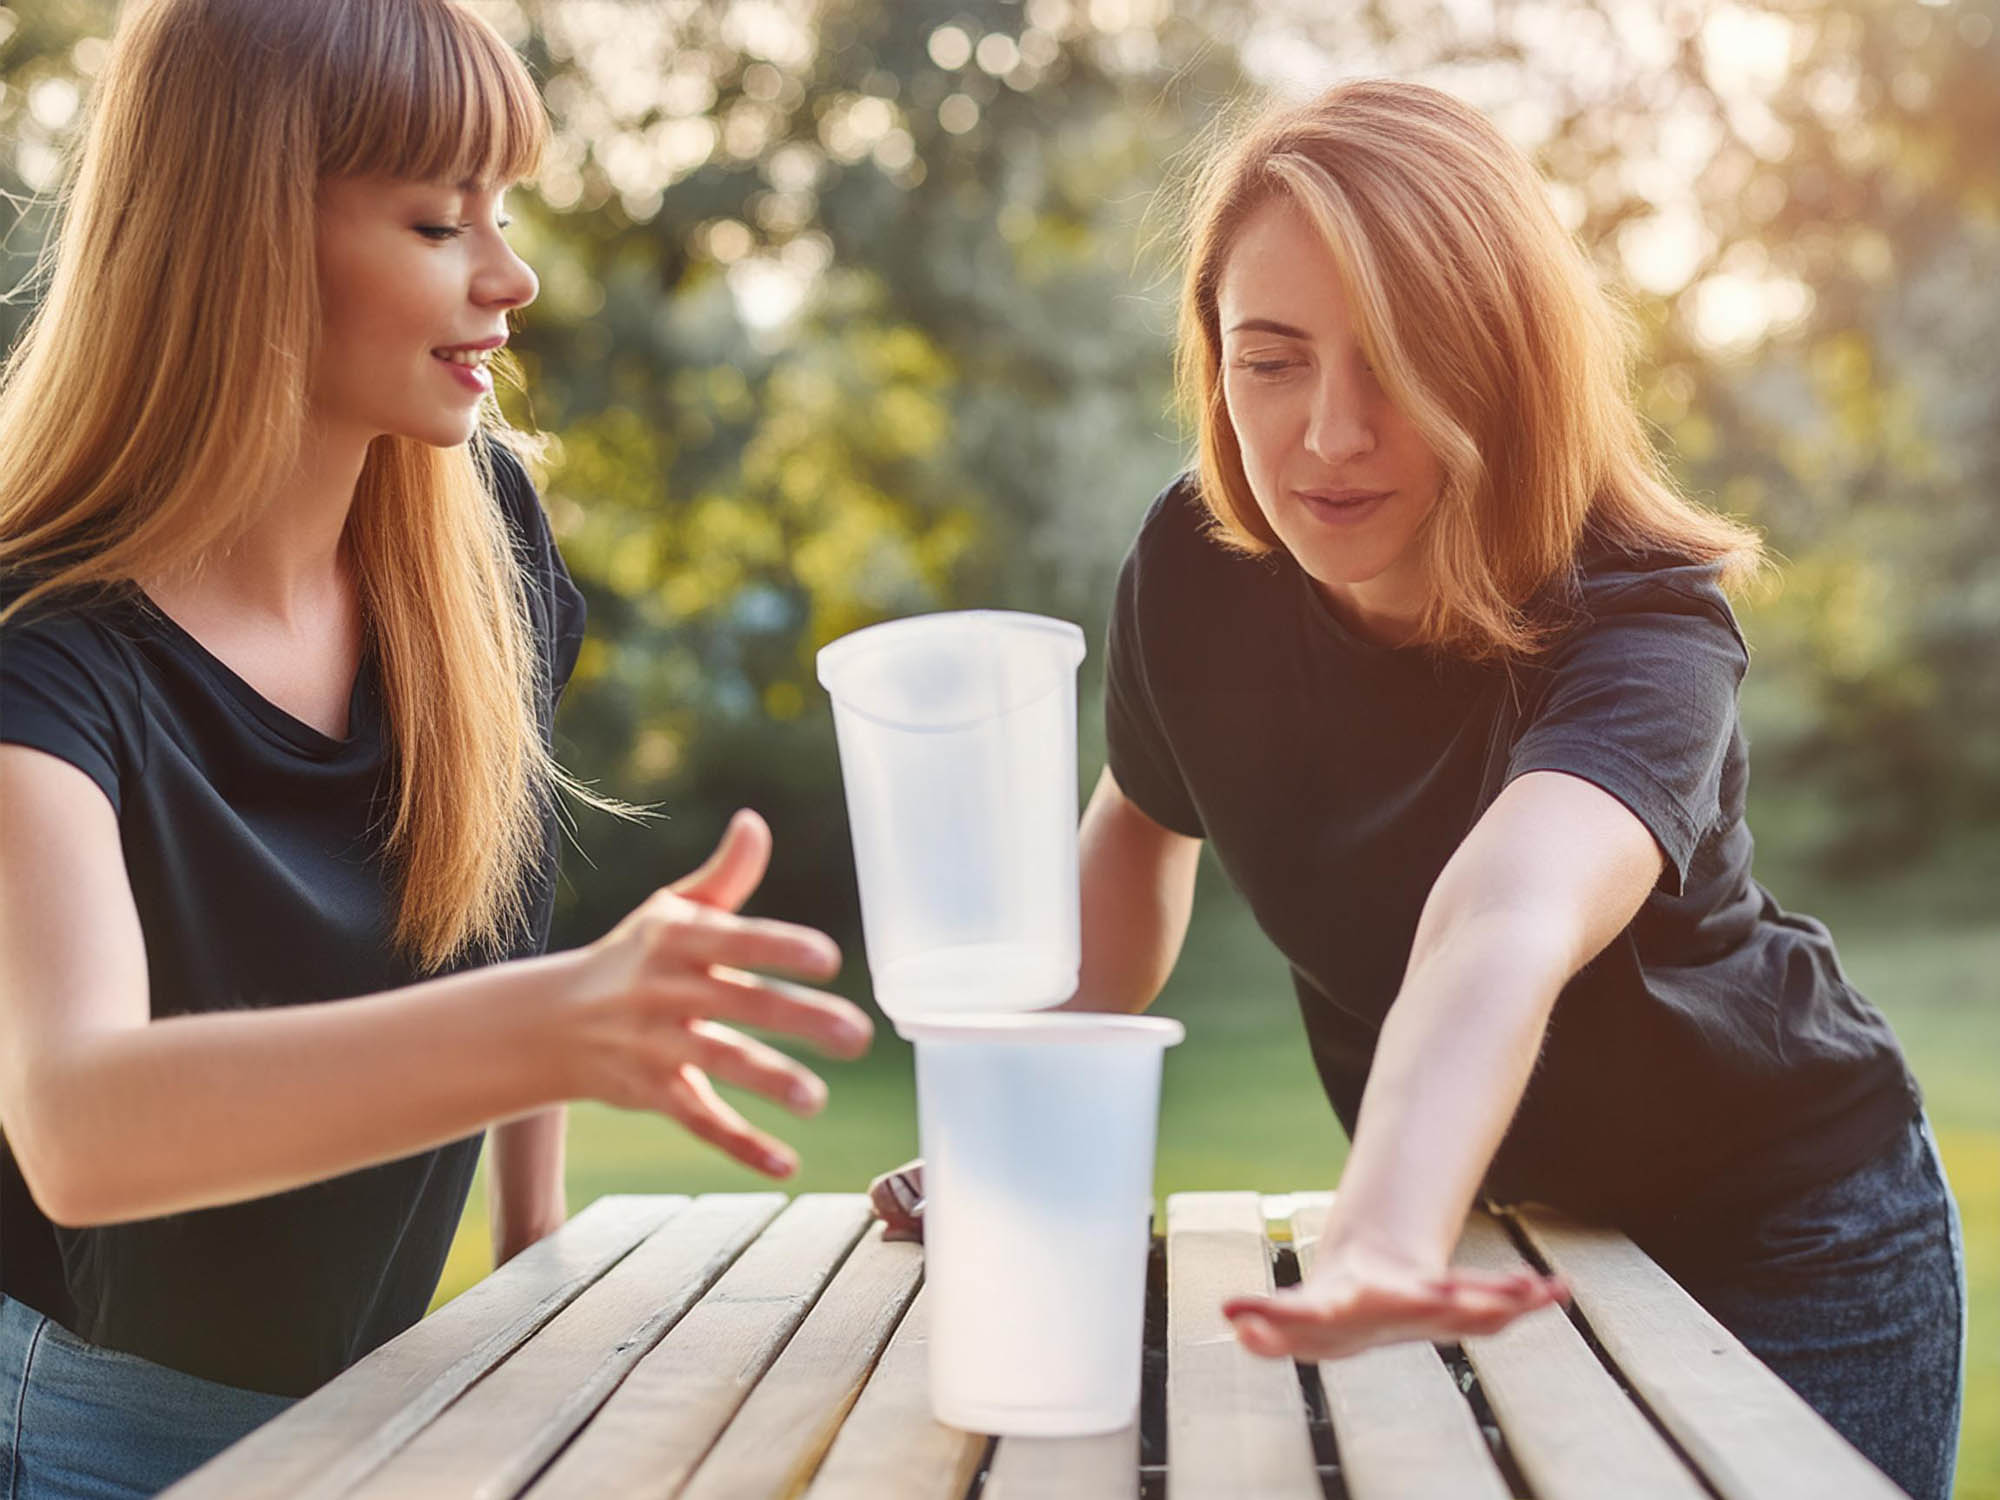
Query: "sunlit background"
4 0 1996 1491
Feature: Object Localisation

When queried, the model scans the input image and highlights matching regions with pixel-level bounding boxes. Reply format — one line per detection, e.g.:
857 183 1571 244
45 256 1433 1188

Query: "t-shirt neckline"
132 592 378 758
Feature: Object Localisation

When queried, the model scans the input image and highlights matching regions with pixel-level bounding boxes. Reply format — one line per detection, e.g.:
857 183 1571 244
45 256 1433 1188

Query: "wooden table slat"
525 1193 876 1500
671 1217 924 1500
1511 1204 1907 1500
345 1192 786 1500
983 1427 1139 1500
177 1190 1884 1500
803 1286 990 1500
1164 1192 1321 1500
162 1194 688 1500
1288 1198 1511 1500
1454 1212 1710 1500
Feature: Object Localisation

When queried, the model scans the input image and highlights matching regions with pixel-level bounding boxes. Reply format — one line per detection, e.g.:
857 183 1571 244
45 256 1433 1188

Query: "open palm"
1222 1254 1567 1362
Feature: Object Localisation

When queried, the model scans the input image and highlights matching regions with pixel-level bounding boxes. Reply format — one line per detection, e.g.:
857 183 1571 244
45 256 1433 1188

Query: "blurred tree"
4 0 1994 943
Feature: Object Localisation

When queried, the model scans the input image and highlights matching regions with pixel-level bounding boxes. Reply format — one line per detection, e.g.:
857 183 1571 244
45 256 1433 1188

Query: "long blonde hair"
0 0 600 971
1175 80 1765 659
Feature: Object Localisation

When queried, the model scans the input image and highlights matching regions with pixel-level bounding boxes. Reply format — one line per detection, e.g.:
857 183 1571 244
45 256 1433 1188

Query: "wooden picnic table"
164 1191 1907 1500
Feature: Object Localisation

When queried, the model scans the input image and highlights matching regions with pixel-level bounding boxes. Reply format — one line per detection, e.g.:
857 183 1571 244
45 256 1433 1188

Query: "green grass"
433 866 1999 1498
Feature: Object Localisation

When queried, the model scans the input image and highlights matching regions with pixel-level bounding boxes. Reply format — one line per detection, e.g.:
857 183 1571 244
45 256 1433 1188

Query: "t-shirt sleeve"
0 617 129 811
1504 577 1747 896
482 439 588 701
1103 514 1205 839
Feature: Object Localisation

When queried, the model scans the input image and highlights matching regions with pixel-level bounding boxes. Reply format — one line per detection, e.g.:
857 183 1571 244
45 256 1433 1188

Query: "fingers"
1222 1269 1566 1361
661 1064 798 1179
668 808 772 913
697 968 872 1057
1230 1310 1288 1359
683 1020 828 1116
650 904 842 984
868 1161 926 1242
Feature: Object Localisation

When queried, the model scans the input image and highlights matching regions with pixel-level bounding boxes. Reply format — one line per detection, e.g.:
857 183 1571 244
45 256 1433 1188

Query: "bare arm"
1065 766 1204 1014
489 1107 567 1267
0 746 871 1229
1223 769 1664 1359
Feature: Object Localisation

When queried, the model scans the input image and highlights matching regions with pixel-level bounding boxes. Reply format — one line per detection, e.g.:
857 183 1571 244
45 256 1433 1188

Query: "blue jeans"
0 1297 293 1500
1640 1113 1966 1500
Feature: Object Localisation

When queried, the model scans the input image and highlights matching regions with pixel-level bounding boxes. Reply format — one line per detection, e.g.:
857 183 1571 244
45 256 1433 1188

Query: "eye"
416 223 468 241
1237 356 1301 378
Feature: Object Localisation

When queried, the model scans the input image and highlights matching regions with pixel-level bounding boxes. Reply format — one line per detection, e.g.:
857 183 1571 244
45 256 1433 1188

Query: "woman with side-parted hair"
873 81 1964 1500
0 3 871 1493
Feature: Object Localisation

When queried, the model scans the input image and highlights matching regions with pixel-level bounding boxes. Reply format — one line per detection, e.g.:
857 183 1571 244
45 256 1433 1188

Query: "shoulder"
1 577 145 807
1131 472 1222 559
1553 528 1748 667
1 577 143 675
1121 472 1275 606
473 432 546 547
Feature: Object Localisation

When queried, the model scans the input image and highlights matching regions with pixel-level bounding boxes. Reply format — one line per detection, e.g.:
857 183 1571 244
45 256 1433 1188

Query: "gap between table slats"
804 1286 991 1500
639 1215 922 1500
519 1193 876 1500
1285 1196 1511 1500
1506 1204 1907 1500
159 1195 686 1500
1164 1192 1321 1500
1455 1212 1712 1500
339 1192 788 1500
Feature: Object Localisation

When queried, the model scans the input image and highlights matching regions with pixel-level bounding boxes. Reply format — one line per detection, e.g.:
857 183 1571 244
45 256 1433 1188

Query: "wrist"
1312 1219 1449 1279
505 948 591 1103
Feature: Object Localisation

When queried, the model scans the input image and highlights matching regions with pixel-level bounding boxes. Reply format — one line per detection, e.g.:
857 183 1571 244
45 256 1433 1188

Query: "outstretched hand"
1222 1247 1567 1362
567 809 871 1179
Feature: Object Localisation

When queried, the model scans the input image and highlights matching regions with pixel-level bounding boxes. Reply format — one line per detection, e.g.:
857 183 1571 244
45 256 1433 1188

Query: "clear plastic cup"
816 611 1086 1022
898 1011 1185 1436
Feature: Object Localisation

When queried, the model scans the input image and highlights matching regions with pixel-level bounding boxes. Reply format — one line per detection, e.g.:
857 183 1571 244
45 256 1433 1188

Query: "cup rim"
815 611 1086 729
894 1011 1185 1047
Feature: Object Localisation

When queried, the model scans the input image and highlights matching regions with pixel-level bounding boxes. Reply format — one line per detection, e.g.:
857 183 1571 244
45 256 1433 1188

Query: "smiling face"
1216 196 1445 643
311 176 538 450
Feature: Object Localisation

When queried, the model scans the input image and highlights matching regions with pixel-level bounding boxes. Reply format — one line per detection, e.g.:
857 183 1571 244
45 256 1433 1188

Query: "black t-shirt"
0 444 585 1397
1107 476 1920 1242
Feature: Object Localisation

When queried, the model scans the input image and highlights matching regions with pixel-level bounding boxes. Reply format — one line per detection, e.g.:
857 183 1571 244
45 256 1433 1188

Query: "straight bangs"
318 0 545 188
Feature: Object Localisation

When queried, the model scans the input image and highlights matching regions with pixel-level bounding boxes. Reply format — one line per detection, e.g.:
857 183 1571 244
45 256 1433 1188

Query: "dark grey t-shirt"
0 444 584 1396
1108 476 1919 1240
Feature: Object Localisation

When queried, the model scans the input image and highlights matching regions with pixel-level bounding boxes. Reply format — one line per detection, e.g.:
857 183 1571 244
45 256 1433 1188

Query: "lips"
431 337 504 394
1297 487 1392 525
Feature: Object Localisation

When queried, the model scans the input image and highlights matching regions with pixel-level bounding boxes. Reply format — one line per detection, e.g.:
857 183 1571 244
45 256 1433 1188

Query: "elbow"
1409 904 1583 1015
4 1081 124 1230
9 1131 104 1229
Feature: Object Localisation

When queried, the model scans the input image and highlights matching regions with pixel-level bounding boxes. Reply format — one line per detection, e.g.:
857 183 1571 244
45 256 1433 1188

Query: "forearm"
488 1105 567 1265
24 952 576 1227
1063 769 1201 1015
1322 914 1571 1270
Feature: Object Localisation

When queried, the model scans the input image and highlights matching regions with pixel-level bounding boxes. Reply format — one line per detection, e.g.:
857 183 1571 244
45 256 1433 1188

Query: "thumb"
669 808 772 912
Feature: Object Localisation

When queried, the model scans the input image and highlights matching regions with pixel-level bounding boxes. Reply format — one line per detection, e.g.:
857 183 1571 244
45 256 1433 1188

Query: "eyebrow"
1225 317 1312 339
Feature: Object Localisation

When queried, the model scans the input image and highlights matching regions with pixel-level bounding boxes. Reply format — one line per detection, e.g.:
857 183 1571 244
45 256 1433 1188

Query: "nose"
475 236 539 313
1303 366 1376 466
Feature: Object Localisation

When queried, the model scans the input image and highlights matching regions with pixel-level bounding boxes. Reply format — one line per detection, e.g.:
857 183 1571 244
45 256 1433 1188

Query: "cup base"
931 1396 1138 1438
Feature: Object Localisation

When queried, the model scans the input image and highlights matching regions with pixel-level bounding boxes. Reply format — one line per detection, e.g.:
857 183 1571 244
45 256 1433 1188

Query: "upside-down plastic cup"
900 1011 1185 1436
816 611 1086 1022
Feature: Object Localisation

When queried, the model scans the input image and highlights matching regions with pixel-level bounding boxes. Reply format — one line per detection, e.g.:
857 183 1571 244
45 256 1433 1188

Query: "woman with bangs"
0 2 871 1492
873 81 1962 1498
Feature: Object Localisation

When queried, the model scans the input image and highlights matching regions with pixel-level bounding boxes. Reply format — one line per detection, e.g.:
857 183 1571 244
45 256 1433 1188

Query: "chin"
394 417 485 450
1278 533 1393 590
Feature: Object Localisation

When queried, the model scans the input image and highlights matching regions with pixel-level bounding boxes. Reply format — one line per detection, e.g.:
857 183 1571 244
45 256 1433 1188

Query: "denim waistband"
0 1295 293 1500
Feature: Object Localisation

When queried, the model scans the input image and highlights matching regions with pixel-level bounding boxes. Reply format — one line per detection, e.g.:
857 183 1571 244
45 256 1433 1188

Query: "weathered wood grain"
161 1195 685 1500
1164 1192 1320 1500
1512 1204 1908 1500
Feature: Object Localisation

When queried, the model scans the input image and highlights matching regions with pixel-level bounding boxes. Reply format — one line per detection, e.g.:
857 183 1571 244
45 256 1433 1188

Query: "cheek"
317 248 437 377
1222 378 1289 478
